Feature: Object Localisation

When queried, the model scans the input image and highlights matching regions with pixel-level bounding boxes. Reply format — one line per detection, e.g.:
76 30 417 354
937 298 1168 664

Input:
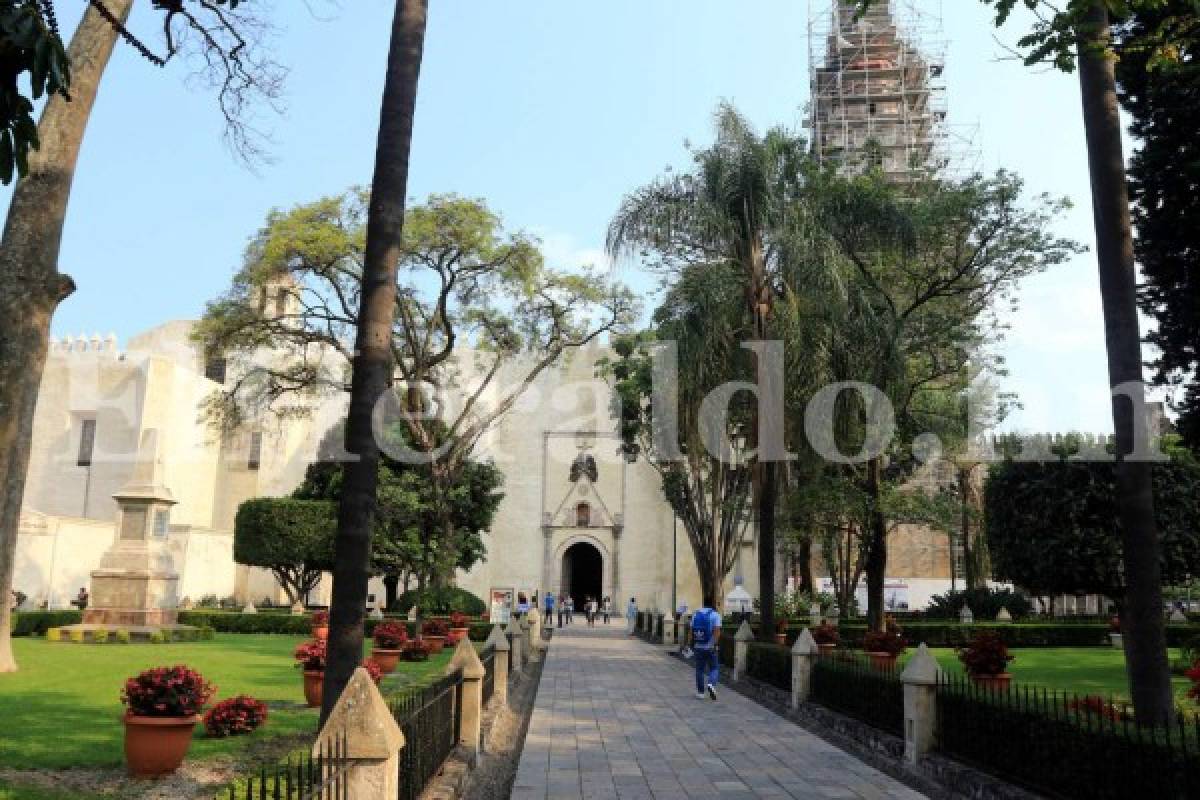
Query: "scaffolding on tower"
806 0 975 182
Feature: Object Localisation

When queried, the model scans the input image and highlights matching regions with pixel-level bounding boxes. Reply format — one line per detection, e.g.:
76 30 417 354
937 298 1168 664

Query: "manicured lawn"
906 647 1195 705
0 634 453 772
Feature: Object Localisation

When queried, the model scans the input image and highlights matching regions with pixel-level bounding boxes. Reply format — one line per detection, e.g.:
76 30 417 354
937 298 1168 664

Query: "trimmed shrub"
115 629 131 644
178 611 311 635
395 587 486 616
925 588 1033 620
10 610 82 637
68 629 85 643
45 627 62 642
149 631 165 644
92 629 110 644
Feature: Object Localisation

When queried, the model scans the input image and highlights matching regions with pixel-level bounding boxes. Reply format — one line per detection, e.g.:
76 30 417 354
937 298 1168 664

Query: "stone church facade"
14 320 959 616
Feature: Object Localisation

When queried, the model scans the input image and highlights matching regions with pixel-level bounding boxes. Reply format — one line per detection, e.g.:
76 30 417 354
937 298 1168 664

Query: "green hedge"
394 587 486 616
9 610 82 636
177 611 496 641
837 622 1200 648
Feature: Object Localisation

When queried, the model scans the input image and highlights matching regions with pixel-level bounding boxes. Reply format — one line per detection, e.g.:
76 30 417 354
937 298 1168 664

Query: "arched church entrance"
561 541 603 610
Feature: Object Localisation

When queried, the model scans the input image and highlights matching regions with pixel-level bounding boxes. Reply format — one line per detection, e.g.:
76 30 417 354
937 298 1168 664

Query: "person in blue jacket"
543 592 555 627
689 593 722 701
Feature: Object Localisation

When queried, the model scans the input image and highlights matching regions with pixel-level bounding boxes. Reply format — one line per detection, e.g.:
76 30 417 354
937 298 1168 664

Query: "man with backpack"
689 594 722 701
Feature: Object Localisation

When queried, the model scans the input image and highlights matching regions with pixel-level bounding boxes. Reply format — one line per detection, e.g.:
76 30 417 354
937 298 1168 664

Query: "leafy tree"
1115 3 1200 453
0 0 280 674
600 264 757 608
233 498 335 606
924 587 1034 621
0 1 70 183
985 457 1200 600
803 168 1078 630
608 105 814 641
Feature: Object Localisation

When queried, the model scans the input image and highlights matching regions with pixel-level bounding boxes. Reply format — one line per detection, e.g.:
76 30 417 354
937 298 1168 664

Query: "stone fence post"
312 666 405 800
662 613 676 650
485 624 510 705
506 618 523 672
790 628 818 709
520 613 533 655
447 637 486 765
733 620 753 681
900 643 942 765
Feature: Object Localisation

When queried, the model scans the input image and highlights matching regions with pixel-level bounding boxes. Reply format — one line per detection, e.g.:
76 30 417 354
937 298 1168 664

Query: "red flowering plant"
203 695 268 737
403 639 432 662
360 658 383 684
122 665 215 718
957 632 1014 676
1067 694 1130 723
421 618 449 637
445 630 463 647
862 629 907 656
293 639 327 672
1186 662 1200 703
450 611 469 629
372 621 408 650
812 622 841 646
310 610 329 626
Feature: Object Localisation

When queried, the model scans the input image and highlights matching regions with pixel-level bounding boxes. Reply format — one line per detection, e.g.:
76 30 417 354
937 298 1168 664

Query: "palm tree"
321 0 429 723
608 105 812 641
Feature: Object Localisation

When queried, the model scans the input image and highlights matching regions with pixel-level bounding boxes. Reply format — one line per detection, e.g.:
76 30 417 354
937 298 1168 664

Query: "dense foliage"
203 695 268 737
985 459 1200 597
395 587 486 616
233 498 335 605
925 588 1033 620
292 639 326 672
957 631 1014 676
121 665 215 718
372 621 408 650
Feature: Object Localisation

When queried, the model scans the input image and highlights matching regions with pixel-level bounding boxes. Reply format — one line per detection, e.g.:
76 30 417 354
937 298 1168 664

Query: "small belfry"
806 0 950 180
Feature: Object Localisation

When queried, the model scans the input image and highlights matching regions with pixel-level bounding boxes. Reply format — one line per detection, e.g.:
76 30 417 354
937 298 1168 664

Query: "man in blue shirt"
543 592 555 627
689 593 722 701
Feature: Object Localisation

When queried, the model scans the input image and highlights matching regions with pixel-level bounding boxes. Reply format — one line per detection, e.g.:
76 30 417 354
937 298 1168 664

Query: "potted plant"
958 631 1014 690
812 622 840 655
203 695 268 738
293 639 326 707
862 629 907 671
121 665 215 777
402 638 432 662
1109 615 1123 648
371 621 408 673
449 611 470 639
773 617 789 646
421 618 449 654
360 657 384 686
310 610 329 641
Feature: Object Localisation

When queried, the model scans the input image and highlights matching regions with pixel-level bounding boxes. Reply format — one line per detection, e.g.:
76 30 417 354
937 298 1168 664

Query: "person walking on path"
565 596 575 625
543 592 555 627
689 593 722 701
586 597 597 627
626 597 638 635
602 596 612 624
557 594 566 628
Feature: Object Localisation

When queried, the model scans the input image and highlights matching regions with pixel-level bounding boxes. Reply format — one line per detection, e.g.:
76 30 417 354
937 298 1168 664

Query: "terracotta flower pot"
970 672 1012 691
311 626 328 641
817 643 837 656
123 713 199 778
371 648 402 673
774 633 788 646
424 635 446 654
867 651 898 672
450 627 470 641
302 670 323 707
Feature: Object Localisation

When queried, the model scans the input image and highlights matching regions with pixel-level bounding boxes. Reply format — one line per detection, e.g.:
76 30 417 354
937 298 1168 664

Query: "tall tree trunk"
1076 1 1173 725
864 456 887 632
321 0 428 724
755 461 777 641
0 2 132 674
796 536 814 595
959 466 975 590
383 574 400 610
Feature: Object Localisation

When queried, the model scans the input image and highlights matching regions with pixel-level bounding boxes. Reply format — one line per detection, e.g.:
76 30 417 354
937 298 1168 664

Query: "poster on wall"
490 588 514 624
818 578 910 612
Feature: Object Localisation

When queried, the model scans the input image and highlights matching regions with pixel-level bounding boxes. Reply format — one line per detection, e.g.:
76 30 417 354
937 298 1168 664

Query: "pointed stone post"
791 628 818 709
662 612 676 651
900 643 942 765
519 613 533 656
446 636 486 765
485 624 510 705
733 620 754 681
528 606 544 650
312 667 405 799
505 618 523 672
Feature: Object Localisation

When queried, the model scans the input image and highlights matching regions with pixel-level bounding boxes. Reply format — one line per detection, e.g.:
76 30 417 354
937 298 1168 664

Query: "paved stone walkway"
512 623 927 799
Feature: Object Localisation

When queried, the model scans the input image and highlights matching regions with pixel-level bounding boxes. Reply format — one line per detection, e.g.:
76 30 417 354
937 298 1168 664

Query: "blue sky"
3 0 1142 434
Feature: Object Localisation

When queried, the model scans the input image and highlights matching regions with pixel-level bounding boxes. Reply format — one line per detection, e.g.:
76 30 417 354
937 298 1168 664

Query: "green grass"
0 633 453 771
905 647 1194 705
0 788 102 800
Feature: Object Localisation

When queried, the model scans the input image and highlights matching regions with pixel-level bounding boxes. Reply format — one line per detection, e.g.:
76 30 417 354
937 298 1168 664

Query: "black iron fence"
810 653 904 737
393 669 463 800
223 732 350 800
481 646 496 706
937 675 1200 799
